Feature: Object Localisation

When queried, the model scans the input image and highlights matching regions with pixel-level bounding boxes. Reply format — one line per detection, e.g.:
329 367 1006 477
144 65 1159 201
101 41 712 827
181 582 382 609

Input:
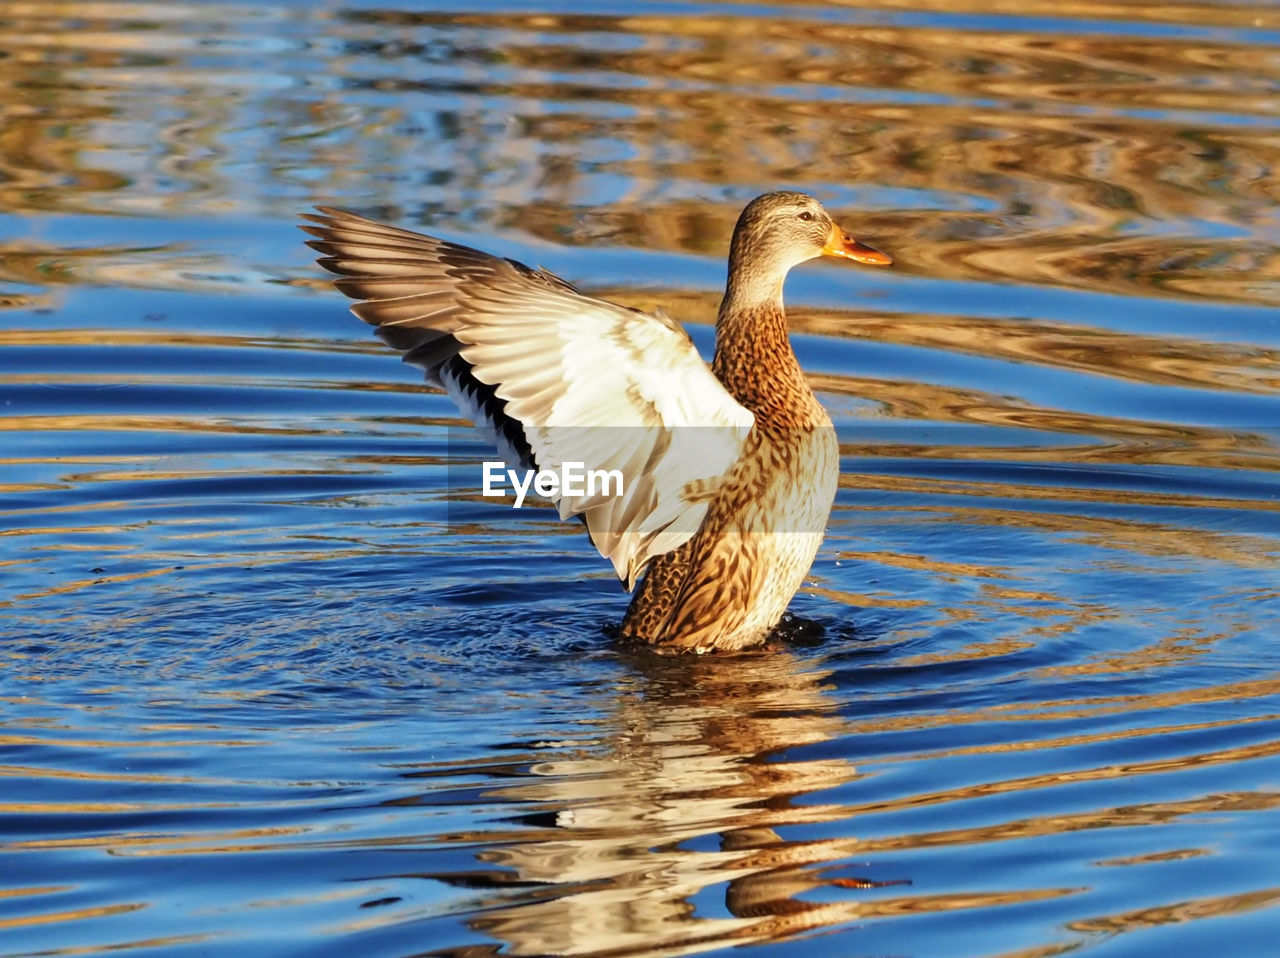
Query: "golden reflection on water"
1069 886 1280 935
798 312 1280 395
837 491 1279 566
0 0 1275 304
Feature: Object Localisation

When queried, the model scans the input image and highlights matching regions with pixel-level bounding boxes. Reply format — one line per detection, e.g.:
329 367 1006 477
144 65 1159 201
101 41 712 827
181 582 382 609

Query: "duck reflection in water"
375 651 908 956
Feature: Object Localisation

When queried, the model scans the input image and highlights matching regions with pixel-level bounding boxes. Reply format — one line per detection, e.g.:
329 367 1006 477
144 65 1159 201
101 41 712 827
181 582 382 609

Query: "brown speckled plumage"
302 191 890 653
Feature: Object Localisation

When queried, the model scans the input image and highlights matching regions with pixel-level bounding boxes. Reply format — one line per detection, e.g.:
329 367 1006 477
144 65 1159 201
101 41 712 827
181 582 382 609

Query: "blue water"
3 1 1280 955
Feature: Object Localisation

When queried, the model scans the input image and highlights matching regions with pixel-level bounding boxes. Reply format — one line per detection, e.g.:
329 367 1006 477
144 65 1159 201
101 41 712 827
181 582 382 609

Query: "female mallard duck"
302 192 891 653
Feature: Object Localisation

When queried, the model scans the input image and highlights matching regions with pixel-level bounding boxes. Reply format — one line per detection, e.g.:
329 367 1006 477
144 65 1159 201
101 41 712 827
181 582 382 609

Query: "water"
2 0 1280 954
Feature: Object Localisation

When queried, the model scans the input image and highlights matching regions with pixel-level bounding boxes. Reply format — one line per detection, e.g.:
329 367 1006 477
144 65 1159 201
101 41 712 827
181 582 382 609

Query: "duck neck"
712 272 814 421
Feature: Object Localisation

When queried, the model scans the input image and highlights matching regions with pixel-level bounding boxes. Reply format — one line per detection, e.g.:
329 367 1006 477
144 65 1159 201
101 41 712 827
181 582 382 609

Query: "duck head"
724 191 890 306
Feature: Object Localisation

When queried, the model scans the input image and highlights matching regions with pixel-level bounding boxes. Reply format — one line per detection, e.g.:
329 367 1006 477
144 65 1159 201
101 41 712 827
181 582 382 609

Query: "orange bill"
822 225 892 266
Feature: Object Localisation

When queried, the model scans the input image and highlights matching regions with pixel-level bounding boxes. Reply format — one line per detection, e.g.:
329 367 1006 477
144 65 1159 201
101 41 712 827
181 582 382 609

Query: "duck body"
302 192 889 654
622 297 841 652
621 415 839 653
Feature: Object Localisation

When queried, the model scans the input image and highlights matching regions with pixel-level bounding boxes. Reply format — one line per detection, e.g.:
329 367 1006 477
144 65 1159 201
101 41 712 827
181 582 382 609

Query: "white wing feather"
303 208 753 588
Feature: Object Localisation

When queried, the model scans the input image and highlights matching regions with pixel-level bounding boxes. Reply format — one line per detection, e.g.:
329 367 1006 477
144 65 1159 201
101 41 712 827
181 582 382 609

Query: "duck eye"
798 211 813 222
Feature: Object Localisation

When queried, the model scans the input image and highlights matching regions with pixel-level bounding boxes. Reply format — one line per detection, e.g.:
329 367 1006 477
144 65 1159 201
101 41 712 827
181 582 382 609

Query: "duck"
301 192 891 653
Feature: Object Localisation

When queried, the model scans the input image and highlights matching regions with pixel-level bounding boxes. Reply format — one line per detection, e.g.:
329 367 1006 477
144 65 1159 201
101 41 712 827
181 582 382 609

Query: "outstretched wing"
301 207 754 588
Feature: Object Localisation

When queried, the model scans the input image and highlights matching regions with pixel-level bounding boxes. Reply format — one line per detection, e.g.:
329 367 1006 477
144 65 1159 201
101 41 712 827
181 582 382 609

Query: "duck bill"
822 225 892 266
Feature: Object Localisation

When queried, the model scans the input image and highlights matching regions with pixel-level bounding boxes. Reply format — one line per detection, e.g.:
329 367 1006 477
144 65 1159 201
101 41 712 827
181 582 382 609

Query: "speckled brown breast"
620 407 840 653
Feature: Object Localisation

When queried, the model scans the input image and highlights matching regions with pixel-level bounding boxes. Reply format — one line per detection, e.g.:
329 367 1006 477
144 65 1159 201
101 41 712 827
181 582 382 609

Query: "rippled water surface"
3 1 1280 955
